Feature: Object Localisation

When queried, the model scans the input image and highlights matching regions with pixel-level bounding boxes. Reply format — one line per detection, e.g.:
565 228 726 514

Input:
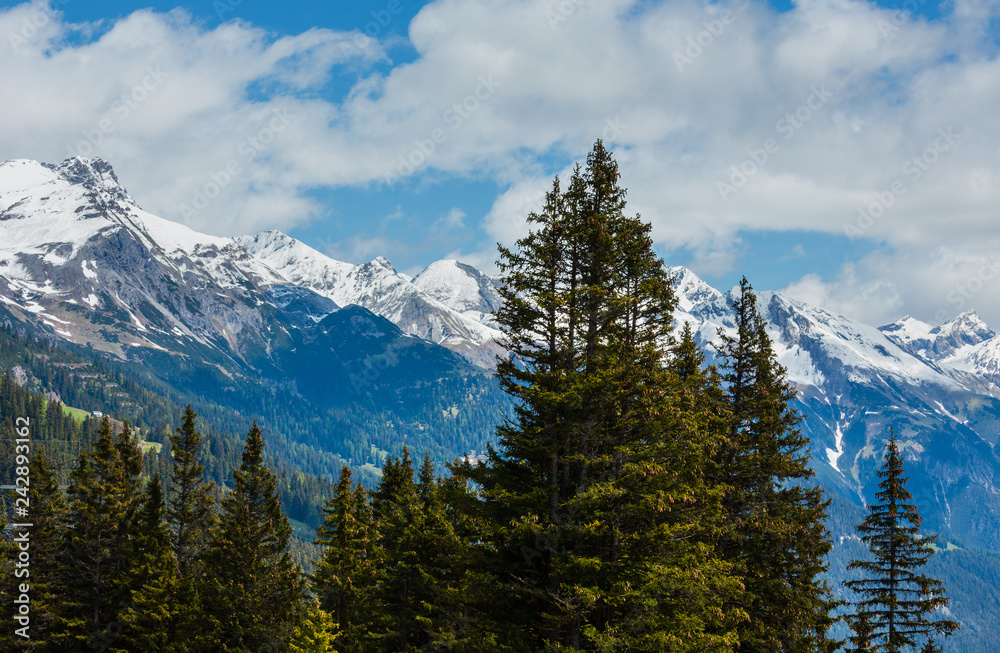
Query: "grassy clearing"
61 404 91 423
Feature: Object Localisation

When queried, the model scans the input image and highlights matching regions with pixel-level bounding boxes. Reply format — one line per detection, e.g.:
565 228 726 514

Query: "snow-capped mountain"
0 157 289 356
0 156 508 479
671 275 1000 551
880 311 996 361
6 155 1000 555
0 157 502 368
236 231 504 367
412 260 503 326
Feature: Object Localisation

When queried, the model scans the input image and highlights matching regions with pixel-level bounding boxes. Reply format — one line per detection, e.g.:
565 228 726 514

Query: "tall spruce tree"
466 140 741 650
163 405 217 650
57 417 144 651
18 451 67 649
365 449 432 651
844 429 959 653
115 475 191 653
713 277 837 652
312 466 374 652
204 421 305 651
167 405 216 578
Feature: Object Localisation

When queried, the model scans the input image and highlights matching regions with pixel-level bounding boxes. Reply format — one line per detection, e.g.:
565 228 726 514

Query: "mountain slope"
0 156 508 476
673 276 1000 549
236 232 504 367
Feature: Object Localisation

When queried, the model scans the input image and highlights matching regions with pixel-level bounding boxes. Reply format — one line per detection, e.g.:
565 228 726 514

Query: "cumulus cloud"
781 248 1000 327
1 0 999 325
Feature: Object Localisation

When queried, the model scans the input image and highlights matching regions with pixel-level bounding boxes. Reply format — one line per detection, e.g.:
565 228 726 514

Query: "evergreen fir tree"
289 598 339 653
57 417 144 651
204 421 305 651
312 466 373 652
844 429 960 653
467 140 741 650
115 475 192 653
163 405 218 650
920 640 943 653
846 612 875 653
713 277 838 652
19 451 67 649
167 405 216 578
366 449 425 650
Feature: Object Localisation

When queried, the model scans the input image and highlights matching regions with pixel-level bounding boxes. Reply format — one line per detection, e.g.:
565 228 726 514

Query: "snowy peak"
235 231 353 295
413 259 503 322
881 310 996 361
0 159 61 203
0 157 230 258
51 157 124 193
687 288 957 392
879 315 934 345
937 310 995 347
235 231 502 364
666 265 723 312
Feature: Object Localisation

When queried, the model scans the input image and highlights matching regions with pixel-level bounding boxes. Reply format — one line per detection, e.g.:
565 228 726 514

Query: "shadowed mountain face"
0 157 506 473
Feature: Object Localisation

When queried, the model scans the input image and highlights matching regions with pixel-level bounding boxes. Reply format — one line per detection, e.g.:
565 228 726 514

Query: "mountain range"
3 157 1000 648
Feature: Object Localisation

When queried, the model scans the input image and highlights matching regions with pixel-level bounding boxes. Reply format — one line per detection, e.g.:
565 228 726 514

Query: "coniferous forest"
1 142 959 651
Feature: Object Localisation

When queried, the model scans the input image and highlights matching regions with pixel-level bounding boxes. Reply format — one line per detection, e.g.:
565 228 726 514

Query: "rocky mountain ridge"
5 156 1000 553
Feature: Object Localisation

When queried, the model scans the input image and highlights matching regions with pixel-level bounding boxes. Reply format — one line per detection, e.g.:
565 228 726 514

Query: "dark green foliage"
115 476 195 652
369 451 472 650
845 430 960 652
466 140 744 650
19 452 67 649
846 612 875 653
203 421 306 651
713 277 838 652
57 417 144 650
313 465 374 651
168 405 215 578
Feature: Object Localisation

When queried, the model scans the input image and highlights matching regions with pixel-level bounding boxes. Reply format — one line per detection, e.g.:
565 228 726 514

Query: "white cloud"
434 207 466 231
781 248 1000 327
2 0 1000 325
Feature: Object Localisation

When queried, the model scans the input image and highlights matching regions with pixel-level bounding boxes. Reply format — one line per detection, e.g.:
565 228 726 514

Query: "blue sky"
1 0 999 327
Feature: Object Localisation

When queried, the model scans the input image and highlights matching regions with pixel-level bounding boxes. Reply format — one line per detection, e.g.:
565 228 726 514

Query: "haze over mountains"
3 157 1000 647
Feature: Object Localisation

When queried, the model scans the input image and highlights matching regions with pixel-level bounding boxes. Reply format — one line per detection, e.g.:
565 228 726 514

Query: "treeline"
0 308 507 493
0 326 336 530
1 411 313 651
